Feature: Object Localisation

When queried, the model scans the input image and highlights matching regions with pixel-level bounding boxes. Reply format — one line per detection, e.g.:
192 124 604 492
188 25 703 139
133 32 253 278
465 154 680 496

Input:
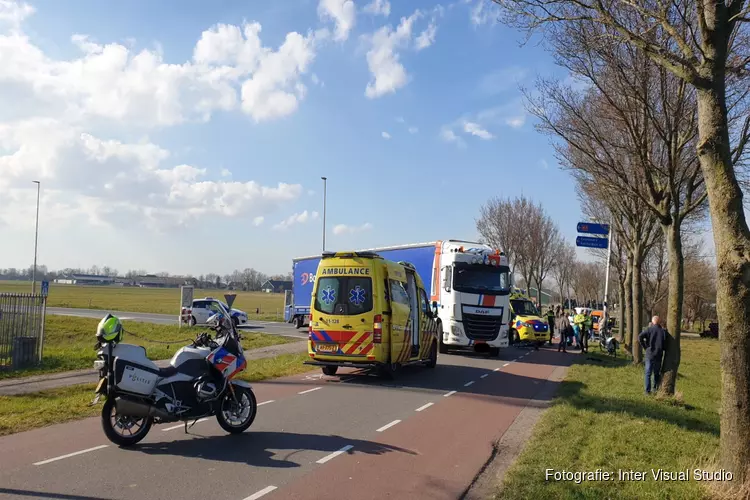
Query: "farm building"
261 279 292 294
134 275 190 288
54 274 114 285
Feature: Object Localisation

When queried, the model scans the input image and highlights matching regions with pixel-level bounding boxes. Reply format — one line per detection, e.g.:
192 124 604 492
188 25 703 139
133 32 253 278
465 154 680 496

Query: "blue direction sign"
41 280 49 297
576 236 609 249
577 222 610 235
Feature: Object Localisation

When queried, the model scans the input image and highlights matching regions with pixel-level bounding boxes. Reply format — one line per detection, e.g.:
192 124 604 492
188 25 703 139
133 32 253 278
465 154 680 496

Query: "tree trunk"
618 276 626 343
659 222 684 395
624 255 633 349
536 278 543 305
696 81 750 483
632 251 644 365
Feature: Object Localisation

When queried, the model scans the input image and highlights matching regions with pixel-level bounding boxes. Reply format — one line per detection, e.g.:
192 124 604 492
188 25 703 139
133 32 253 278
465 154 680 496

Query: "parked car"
185 297 248 327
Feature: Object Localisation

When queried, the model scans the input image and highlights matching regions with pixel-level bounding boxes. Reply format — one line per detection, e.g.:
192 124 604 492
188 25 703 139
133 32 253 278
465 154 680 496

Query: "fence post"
38 295 47 364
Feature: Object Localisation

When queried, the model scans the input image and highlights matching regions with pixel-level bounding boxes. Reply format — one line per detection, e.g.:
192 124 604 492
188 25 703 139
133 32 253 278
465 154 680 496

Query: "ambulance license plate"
316 343 339 353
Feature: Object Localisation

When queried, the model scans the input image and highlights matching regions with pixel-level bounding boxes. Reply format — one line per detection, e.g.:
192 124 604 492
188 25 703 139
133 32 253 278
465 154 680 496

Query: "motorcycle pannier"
114 359 159 396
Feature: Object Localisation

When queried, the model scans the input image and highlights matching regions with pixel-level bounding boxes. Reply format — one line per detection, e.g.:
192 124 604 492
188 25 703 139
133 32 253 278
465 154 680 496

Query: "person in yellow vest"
584 312 594 341
546 307 556 345
573 310 586 352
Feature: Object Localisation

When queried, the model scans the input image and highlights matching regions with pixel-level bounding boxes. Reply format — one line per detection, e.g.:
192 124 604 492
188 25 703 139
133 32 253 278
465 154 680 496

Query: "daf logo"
475 309 490 314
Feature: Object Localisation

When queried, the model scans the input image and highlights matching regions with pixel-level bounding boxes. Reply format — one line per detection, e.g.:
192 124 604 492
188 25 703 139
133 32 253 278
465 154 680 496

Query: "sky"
0 0 589 277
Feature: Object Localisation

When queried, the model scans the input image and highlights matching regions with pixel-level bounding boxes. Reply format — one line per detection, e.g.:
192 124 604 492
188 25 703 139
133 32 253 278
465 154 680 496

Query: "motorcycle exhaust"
115 398 171 420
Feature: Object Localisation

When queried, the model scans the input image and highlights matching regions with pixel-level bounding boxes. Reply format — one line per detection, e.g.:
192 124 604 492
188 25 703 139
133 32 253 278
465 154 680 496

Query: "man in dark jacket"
638 315 667 394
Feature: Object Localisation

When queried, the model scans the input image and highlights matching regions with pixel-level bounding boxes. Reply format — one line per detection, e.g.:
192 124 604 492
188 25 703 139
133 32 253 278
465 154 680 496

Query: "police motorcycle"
91 308 257 446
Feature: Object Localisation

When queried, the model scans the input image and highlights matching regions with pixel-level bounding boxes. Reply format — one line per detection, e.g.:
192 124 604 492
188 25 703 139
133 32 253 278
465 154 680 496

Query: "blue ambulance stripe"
317 329 334 342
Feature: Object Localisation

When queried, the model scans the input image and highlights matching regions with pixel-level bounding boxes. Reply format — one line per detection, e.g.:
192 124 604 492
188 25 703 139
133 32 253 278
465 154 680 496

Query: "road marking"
376 420 401 432
162 418 209 432
316 445 354 464
415 402 434 412
503 363 510 367
34 445 109 466
243 486 278 500
480 374 488 379
257 400 275 406
298 387 322 395
513 357 520 361
464 381 475 387
444 390 457 397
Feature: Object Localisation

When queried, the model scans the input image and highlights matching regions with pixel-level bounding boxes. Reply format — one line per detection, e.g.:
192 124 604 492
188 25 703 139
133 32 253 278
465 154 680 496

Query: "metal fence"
0 293 47 371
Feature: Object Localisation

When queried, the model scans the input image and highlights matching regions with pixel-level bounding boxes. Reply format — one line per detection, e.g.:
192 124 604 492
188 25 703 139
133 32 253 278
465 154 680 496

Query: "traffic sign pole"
602 223 613 338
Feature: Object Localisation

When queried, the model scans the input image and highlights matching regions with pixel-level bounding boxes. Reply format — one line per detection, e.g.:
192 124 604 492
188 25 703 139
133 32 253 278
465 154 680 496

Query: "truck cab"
305 251 439 378
433 241 511 356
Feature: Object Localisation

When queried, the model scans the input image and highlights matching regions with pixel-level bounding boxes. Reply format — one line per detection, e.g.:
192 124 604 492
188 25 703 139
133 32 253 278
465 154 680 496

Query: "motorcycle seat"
157 365 179 377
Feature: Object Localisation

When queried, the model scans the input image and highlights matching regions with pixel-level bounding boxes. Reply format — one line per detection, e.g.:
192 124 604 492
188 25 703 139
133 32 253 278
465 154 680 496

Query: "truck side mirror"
442 267 451 292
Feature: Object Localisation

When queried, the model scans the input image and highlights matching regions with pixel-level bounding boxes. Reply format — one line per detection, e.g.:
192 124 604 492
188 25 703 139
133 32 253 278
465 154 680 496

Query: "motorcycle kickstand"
184 419 200 434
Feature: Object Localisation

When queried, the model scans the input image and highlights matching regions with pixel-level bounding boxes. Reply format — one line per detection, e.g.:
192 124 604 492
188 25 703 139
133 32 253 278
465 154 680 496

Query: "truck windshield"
511 300 538 316
314 277 373 315
452 264 511 295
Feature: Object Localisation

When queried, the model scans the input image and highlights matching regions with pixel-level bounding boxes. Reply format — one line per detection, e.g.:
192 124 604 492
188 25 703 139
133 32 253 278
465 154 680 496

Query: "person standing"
584 312 594 341
638 316 667 395
573 310 585 351
557 311 569 353
546 307 556 345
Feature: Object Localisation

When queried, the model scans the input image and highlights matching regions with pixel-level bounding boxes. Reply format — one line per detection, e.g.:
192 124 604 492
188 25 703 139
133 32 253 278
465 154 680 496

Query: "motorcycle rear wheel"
216 386 257 434
101 397 153 447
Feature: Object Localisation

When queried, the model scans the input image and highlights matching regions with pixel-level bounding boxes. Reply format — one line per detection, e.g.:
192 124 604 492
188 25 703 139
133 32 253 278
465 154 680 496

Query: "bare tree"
492 0 750 478
552 241 576 308
644 235 669 318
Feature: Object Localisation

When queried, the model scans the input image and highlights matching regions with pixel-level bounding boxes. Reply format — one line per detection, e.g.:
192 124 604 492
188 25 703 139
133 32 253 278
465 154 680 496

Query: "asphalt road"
47 307 307 339
0 345 572 500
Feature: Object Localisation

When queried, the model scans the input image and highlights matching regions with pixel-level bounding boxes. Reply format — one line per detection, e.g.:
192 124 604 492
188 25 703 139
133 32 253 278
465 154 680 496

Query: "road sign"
577 222 610 235
224 294 237 309
576 236 609 249
41 280 49 297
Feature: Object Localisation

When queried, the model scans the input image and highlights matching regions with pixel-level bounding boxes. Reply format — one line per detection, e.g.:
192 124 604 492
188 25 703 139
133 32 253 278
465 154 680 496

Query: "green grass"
495 337 721 500
0 315 295 380
0 352 312 436
0 280 286 321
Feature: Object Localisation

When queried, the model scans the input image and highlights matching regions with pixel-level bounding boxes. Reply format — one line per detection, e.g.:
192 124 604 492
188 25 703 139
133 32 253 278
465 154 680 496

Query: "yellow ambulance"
305 251 439 378
508 290 550 346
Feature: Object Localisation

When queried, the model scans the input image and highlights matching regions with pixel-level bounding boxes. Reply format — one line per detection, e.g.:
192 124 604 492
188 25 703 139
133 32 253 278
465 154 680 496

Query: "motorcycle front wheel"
101 397 153 447
216 385 257 434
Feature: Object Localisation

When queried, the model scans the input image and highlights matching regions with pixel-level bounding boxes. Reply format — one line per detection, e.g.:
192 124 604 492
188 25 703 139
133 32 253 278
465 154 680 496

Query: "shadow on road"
0 488 111 500
128 431 415 467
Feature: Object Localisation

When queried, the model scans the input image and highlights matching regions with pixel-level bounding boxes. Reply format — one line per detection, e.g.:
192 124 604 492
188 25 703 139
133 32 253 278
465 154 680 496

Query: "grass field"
495 337 729 499
0 352 312 436
0 315 294 380
0 280 286 320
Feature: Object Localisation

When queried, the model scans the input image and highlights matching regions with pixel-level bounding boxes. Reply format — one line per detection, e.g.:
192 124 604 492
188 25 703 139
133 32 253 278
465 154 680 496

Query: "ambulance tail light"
308 315 313 340
373 315 383 343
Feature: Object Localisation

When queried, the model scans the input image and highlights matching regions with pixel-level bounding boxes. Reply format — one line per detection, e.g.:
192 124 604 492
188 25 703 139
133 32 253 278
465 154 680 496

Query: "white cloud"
539 159 549 170
318 0 356 42
408 126 418 134
362 7 442 99
0 118 303 230
477 66 528 96
470 0 496 26
506 115 525 128
439 127 465 147
0 0 33 28
333 222 373 235
364 0 390 17
381 131 391 139
463 121 493 139
253 216 265 226
396 116 405 123
221 168 232 177
273 210 320 230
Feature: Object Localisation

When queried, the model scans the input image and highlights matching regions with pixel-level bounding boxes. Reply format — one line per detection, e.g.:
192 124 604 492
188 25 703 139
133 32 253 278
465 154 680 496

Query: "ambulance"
305 251 439 378
508 290 550 346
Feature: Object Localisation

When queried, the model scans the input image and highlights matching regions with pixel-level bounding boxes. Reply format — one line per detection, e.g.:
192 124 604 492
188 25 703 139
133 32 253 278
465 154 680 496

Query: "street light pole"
32 180 40 295
321 177 327 252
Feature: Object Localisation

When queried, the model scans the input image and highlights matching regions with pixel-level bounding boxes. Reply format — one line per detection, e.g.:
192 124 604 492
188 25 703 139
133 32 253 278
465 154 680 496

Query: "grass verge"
0 352 312 436
0 280 286 320
495 337 723 500
0 315 294 380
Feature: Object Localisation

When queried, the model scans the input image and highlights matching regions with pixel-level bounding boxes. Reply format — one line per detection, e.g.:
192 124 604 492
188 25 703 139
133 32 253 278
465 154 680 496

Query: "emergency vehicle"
508 290 550 345
305 251 438 378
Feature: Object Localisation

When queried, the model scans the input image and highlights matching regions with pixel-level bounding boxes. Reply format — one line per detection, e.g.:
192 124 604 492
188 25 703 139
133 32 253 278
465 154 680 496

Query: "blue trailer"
284 242 437 329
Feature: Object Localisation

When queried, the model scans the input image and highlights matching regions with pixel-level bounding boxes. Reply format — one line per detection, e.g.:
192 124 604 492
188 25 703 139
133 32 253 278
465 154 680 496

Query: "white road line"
162 418 210 432
243 486 278 500
376 420 401 432
34 445 109 466
316 445 354 464
257 400 275 406
464 381 475 387
415 402 434 412
503 363 510 367
480 374 488 379
444 390 457 397
298 387 322 395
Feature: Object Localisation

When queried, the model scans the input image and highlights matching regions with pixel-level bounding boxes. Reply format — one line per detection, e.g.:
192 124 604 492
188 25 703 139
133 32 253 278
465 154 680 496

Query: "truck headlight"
451 325 463 336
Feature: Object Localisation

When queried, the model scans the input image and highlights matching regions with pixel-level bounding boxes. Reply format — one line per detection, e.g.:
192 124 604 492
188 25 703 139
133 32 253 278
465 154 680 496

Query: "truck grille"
463 314 502 341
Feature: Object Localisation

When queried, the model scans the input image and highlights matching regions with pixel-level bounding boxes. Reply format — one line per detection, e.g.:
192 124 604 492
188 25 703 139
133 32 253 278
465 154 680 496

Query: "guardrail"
0 293 47 371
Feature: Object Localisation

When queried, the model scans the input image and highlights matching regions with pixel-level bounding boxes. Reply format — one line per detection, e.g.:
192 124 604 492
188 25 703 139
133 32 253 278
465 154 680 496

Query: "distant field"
0 281 286 320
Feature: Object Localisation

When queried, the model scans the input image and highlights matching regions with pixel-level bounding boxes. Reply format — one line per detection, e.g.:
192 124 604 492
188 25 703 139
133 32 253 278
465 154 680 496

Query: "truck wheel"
438 323 448 354
512 329 520 344
322 366 338 376
426 341 438 368
293 316 302 329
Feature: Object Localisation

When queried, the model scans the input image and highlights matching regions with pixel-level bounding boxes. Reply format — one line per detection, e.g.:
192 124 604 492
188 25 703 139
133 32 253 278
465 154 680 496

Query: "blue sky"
0 0 586 276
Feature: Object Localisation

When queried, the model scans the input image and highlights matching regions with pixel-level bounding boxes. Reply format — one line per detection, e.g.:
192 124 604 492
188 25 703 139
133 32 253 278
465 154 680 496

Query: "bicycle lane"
270 349 573 500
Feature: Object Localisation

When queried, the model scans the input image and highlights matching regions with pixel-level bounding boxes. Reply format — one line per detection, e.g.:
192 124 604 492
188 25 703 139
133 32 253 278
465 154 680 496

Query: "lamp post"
32 180 40 295
321 176 327 252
